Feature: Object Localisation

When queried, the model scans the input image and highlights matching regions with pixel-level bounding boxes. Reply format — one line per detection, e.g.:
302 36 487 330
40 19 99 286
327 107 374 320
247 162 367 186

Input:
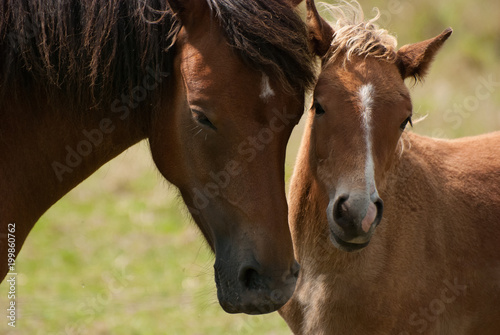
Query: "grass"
1 0 498 334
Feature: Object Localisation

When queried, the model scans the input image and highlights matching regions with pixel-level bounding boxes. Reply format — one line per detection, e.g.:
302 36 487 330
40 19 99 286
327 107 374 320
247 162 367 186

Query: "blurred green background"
1 0 498 334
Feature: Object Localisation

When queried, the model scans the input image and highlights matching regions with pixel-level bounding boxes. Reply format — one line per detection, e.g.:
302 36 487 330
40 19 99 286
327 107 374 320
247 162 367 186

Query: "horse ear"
306 0 334 57
396 28 452 80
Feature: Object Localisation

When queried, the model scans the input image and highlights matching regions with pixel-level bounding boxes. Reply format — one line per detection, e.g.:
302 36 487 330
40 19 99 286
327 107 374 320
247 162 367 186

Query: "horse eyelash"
193 128 203 137
189 123 204 137
192 110 217 130
190 125 201 132
189 121 210 141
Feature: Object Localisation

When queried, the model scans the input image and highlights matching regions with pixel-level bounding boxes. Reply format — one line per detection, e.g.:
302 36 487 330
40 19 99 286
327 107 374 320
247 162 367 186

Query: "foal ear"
306 0 334 57
396 28 453 80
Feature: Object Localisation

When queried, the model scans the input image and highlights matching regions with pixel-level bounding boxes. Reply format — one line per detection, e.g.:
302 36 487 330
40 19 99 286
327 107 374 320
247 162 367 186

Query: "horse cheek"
238 141 257 162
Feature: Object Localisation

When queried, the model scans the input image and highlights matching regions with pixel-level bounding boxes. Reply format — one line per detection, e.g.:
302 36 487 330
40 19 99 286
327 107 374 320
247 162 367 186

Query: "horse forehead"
317 61 404 104
358 83 375 111
354 59 406 97
180 42 264 97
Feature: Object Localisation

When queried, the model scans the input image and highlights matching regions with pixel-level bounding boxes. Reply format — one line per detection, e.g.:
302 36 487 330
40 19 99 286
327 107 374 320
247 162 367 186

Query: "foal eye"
400 116 413 131
314 101 325 116
193 110 216 130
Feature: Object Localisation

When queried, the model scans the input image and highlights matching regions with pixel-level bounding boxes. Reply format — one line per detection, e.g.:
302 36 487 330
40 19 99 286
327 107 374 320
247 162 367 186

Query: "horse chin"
215 274 295 315
213 253 298 314
217 292 290 315
329 229 371 252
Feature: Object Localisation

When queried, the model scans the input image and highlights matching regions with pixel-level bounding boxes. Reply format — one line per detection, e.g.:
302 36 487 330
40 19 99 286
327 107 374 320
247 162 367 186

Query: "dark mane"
0 0 178 105
206 0 316 93
0 0 315 106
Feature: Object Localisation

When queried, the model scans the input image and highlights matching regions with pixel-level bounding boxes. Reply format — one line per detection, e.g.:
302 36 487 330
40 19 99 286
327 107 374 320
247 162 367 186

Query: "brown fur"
282 127 500 334
280 1 500 333
0 0 315 315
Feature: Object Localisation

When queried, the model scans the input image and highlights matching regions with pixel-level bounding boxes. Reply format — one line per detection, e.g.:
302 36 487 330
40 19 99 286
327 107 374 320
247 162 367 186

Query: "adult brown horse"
280 0 500 333
0 0 316 314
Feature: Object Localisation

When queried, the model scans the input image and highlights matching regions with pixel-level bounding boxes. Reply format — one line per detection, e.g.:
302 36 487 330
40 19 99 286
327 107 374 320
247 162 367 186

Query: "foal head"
150 0 315 313
305 0 451 251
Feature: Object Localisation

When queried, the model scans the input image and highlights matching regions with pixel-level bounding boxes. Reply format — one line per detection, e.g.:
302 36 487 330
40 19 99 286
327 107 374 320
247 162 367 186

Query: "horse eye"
314 101 325 116
400 116 413 131
193 110 216 130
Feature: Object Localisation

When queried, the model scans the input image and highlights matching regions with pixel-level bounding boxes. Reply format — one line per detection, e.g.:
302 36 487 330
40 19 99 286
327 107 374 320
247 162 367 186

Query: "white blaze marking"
260 73 275 100
359 84 376 193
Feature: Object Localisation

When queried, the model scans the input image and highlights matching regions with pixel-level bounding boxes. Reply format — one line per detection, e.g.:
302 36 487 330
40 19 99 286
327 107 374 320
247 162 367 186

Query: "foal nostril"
239 266 267 291
374 198 384 225
333 194 350 227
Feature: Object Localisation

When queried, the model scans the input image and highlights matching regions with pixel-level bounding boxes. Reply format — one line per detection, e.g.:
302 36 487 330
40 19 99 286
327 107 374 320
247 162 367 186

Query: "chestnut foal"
280 1 500 334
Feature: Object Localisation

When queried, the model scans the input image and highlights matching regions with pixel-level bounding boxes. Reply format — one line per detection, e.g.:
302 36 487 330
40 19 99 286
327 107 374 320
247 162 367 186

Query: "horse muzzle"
214 256 299 314
327 191 384 252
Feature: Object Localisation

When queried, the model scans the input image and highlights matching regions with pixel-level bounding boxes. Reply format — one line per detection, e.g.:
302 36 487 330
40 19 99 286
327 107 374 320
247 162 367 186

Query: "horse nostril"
333 194 350 225
291 261 300 279
239 266 266 291
374 198 384 225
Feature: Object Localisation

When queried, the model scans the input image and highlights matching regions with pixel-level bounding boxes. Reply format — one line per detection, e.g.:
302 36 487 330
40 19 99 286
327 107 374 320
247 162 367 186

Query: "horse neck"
379 132 447 202
374 132 469 261
0 93 150 229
